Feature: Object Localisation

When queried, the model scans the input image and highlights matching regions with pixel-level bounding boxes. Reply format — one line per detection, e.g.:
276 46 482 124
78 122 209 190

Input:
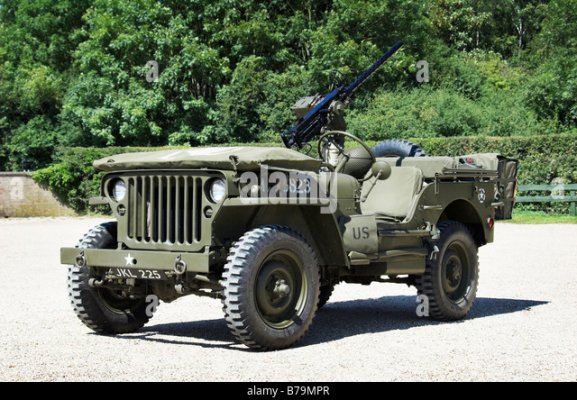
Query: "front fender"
213 201 348 267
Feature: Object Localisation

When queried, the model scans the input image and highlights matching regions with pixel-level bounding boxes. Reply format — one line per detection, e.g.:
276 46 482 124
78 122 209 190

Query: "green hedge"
33 146 179 212
34 135 577 213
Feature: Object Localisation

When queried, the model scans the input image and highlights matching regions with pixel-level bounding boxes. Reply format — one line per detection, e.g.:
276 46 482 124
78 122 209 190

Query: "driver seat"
360 166 423 221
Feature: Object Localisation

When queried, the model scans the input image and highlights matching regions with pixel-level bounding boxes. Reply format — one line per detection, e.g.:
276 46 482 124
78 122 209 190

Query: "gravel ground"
0 217 576 382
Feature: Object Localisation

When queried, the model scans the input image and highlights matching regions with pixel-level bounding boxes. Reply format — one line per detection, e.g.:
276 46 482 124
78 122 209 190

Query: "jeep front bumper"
60 247 213 274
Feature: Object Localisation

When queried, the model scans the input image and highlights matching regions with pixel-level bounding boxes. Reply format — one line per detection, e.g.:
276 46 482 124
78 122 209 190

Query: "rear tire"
372 139 427 158
222 225 320 350
68 222 154 334
416 221 479 320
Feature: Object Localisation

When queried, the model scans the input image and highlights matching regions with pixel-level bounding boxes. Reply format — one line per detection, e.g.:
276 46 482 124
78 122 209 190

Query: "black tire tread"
68 222 152 334
372 139 427 158
221 225 320 350
318 284 335 309
416 221 479 321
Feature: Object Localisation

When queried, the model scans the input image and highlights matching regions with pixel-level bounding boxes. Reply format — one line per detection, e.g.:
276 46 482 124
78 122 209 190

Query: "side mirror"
371 161 391 180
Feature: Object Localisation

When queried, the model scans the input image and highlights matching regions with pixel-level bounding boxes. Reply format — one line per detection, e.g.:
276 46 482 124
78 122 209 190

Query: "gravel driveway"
0 217 575 381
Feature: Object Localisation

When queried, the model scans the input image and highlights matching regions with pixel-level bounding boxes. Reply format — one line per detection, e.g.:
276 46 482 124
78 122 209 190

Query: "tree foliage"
1 0 576 171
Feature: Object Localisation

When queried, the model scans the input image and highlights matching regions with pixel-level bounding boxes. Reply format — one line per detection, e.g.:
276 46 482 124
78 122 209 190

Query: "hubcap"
441 245 471 302
255 252 307 329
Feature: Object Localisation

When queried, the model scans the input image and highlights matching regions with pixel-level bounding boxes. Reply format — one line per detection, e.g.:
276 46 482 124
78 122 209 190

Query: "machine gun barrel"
282 41 404 149
342 41 404 99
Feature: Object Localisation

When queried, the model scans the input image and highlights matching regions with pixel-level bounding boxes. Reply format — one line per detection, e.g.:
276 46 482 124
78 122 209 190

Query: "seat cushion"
361 166 423 218
377 156 456 179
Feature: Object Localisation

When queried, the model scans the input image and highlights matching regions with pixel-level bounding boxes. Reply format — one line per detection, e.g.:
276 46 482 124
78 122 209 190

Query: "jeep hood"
93 146 322 172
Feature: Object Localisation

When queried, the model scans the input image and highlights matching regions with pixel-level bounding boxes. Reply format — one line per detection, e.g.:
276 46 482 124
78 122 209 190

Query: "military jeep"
60 43 518 350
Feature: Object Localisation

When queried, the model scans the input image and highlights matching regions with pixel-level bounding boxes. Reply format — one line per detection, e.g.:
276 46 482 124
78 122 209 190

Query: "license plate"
107 268 167 280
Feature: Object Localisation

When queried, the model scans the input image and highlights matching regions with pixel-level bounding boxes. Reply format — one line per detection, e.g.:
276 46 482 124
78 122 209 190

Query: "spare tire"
372 139 427 158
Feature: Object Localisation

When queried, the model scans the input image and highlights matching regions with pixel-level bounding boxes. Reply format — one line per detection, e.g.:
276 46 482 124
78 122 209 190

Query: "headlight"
209 179 226 203
112 180 126 202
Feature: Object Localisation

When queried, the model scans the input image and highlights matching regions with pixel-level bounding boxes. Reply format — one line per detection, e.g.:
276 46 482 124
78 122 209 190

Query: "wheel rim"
255 250 308 329
441 242 471 302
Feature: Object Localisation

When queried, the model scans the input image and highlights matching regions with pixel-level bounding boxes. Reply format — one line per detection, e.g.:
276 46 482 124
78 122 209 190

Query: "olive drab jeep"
60 42 518 350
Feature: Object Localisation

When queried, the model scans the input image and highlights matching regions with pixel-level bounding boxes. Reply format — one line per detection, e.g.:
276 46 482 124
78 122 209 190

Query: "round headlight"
112 180 126 202
209 179 226 203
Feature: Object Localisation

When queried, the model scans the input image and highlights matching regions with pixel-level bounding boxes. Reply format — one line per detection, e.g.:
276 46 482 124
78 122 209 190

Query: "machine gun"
281 41 404 149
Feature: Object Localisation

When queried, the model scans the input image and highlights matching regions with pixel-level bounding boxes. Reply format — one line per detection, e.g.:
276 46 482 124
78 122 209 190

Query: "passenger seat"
360 166 423 220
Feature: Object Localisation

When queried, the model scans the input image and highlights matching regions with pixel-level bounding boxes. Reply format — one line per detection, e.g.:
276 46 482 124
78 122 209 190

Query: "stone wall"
0 172 75 217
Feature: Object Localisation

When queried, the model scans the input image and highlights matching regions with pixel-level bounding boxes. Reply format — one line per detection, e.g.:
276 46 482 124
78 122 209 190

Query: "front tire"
222 226 320 350
318 284 335 309
68 222 154 334
416 221 479 320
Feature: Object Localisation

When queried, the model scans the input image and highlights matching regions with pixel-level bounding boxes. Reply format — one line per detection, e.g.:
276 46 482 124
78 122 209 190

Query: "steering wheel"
317 130 376 173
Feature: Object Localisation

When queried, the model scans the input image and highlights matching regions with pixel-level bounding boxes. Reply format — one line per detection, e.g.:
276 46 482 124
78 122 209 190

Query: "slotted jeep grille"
127 175 203 244
109 173 214 251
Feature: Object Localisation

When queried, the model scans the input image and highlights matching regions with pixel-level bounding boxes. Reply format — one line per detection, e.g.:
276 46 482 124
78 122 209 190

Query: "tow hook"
174 255 187 275
75 251 86 268
430 245 440 261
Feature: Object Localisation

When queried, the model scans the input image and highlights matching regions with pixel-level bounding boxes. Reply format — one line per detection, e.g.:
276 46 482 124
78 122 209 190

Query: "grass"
505 210 577 224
